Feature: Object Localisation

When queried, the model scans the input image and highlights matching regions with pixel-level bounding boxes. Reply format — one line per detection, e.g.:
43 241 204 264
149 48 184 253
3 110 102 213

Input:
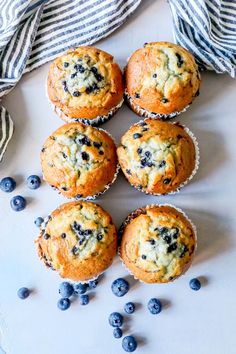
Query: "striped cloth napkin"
168 0 236 77
0 0 141 162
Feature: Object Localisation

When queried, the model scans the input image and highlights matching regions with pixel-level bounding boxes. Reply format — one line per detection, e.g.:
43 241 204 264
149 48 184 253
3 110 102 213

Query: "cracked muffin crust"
41 122 118 199
36 201 117 282
117 119 197 195
125 42 201 118
120 205 196 283
47 46 124 125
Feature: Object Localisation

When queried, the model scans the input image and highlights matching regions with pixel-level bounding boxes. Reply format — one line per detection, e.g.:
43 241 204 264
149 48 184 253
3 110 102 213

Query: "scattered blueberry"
57 298 71 311
81 151 89 161
74 283 88 295
111 278 129 297
34 217 44 227
0 177 16 193
61 233 66 239
122 336 137 352
113 327 123 339
133 133 142 139
17 287 30 300
80 294 89 305
124 302 135 314
73 91 81 97
153 73 157 78
109 312 123 327
148 298 162 315
27 175 41 190
59 282 74 298
64 62 69 68
167 242 177 253
10 195 26 211
88 279 98 289
44 233 50 240
189 278 201 291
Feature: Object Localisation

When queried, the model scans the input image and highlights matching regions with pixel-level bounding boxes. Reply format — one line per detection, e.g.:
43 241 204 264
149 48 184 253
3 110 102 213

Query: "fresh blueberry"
59 282 74 298
73 283 88 295
10 195 26 211
113 327 123 339
189 278 201 291
122 336 137 352
80 294 89 305
0 177 16 193
108 312 123 327
124 302 135 314
17 287 30 300
111 278 129 297
148 298 162 314
88 279 99 289
34 217 44 227
27 175 41 190
57 298 71 311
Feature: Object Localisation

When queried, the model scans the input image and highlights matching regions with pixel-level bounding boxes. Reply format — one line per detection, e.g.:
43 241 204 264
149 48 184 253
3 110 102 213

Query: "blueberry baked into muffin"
47 46 124 125
125 42 201 119
120 205 196 283
117 119 198 195
36 201 117 282
41 122 118 199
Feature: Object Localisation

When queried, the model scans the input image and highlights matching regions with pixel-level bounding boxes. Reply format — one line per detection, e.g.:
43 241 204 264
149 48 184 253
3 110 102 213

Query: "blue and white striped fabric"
0 0 141 162
168 0 236 77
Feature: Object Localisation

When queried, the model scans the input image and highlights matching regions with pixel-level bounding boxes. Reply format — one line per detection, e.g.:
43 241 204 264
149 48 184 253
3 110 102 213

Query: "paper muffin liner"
45 127 120 201
124 89 190 120
119 118 200 196
118 203 197 284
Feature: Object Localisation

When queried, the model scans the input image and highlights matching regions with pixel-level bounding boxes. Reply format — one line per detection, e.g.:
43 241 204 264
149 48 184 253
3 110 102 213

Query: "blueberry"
71 72 77 79
137 147 142 155
64 62 69 68
97 233 103 241
0 177 16 193
172 228 179 239
133 133 142 139
134 93 140 99
113 327 123 338
62 80 69 92
159 160 166 168
99 151 104 155
73 91 81 97
57 298 71 311
74 64 85 73
74 283 88 295
148 238 155 245
161 98 169 103
147 298 162 314
77 136 91 146
189 278 201 291
17 287 30 300
141 254 147 259
61 233 66 239
176 52 184 67
10 195 26 211
180 245 188 258
88 279 98 289
108 312 123 327
122 336 137 352
91 66 98 74
80 294 89 305
27 175 41 190
153 73 157 78
126 169 132 175
167 242 177 253
44 233 50 240
59 282 74 298
163 235 171 244
163 178 171 185
34 217 44 227
81 151 89 161
124 302 135 314
93 141 102 148
144 151 151 158
94 73 103 82
111 278 129 297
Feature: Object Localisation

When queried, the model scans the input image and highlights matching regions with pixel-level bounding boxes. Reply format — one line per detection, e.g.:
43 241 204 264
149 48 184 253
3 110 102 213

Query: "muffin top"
120 205 196 283
41 122 118 199
37 201 117 281
117 119 197 195
125 42 201 115
47 46 124 121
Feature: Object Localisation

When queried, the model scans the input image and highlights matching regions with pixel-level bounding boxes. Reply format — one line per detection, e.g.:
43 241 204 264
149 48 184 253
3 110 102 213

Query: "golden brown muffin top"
41 123 118 199
117 119 197 195
120 205 196 283
125 42 201 115
47 46 124 120
36 201 117 281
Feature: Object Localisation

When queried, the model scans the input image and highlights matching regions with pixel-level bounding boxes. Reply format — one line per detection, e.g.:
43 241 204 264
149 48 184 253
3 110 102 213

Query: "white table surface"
1 1 236 353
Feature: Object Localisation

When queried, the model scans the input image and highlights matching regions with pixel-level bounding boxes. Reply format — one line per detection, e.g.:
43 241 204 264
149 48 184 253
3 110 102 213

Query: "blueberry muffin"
47 46 124 125
120 205 196 283
125 42 201 119
117 119 198 195
41 122 118 199
36 201 117 282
